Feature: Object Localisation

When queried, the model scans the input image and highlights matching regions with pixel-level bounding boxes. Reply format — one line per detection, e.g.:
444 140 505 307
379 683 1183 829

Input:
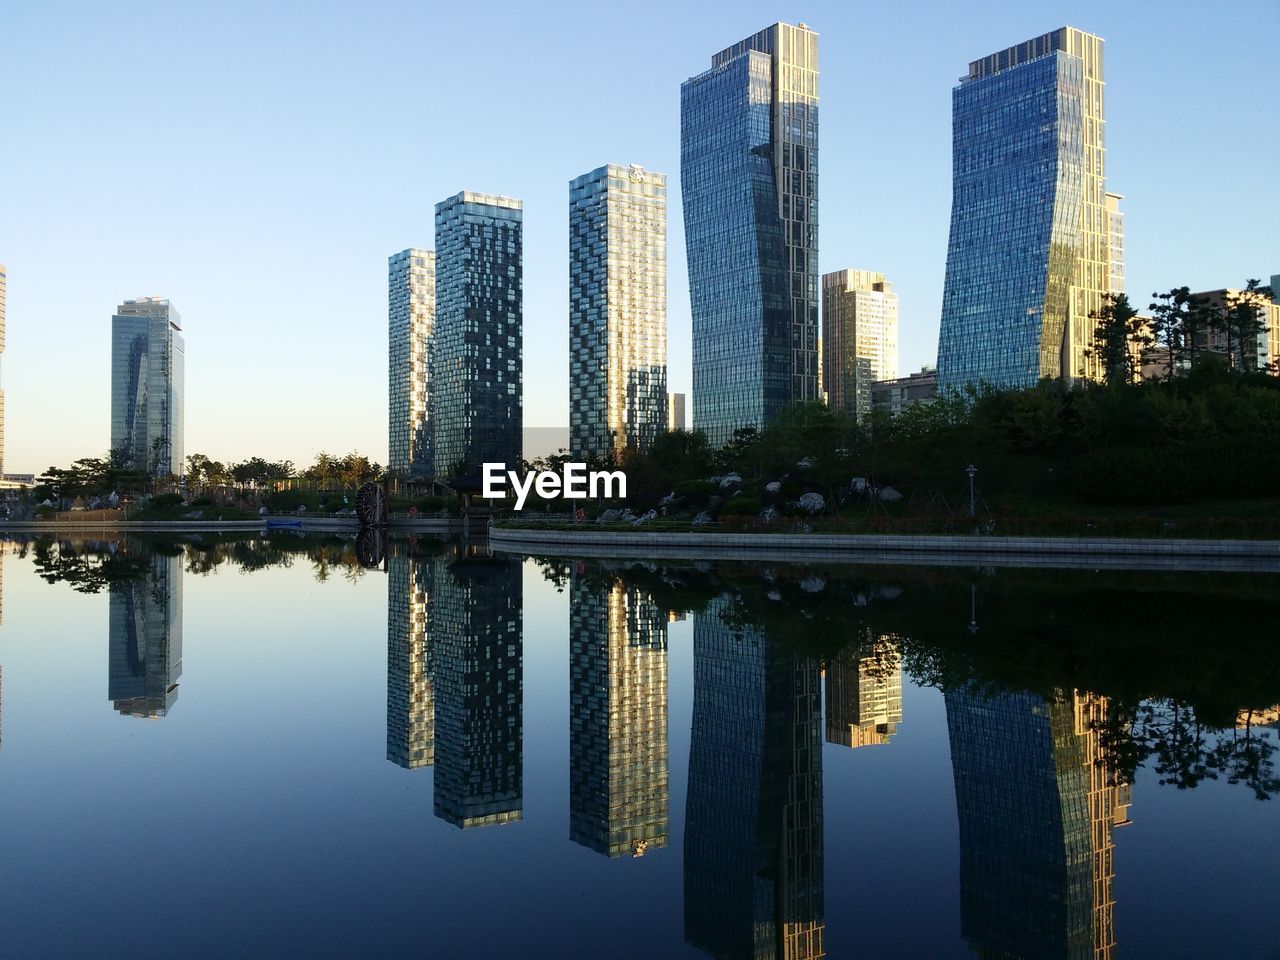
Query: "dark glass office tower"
386 549 433 769
945 686 1132 959
684 598 824 959
937 27 1109 391
568 575 669 858
432 549 522 828
110 297 185 475
430 192 523 478
681 23 819 447
108 553 183 717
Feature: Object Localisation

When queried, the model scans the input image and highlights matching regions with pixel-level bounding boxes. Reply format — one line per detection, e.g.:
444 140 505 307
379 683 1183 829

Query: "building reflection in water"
685 597 825 959
569 574 669 858
387 548 433 769
946 686 1132 960
432 547 523 829
108 552 183 717
825 633 903 750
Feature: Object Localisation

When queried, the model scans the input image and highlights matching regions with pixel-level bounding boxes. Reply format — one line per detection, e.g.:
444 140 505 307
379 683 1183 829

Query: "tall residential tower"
0 262 6 475
110 297 185 475
937 27 1111 391
569 164 668 459
430 192 523 478
388 248 435 479
821 269 899 421
681 22 819 446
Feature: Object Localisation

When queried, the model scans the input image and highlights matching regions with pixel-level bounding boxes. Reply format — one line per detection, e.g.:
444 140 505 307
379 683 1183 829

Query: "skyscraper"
387 549 433 769
110 297 185 475
109 552 183 717
569 164 668 459
825 634 903 749
821 269 899 421
681 22 819 446
668 392 686 432
569 575 669 858
1105 193 1125 295
388 248 435 479
937 27 1110 391
0 262 6 476
430 192 523 478
946 686 1132 959
685 598 825 959
432 549 523 829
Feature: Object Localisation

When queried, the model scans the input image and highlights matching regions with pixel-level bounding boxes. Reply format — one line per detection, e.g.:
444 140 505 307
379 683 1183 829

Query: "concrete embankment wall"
488 526 1280 572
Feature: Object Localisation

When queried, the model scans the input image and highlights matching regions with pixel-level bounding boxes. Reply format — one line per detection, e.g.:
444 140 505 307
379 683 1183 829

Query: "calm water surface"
0 534 1276 959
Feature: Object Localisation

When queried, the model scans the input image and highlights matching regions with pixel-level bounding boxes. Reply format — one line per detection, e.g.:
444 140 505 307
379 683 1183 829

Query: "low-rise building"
871 366 937 418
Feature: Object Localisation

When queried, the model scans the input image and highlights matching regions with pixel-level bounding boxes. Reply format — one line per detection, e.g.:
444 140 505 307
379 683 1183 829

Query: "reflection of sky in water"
0 544 1274 958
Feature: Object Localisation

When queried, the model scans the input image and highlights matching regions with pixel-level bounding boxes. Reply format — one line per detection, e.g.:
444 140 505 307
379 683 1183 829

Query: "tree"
1148 286 1193 379
1086 293 1147 386
1223 279 1271 373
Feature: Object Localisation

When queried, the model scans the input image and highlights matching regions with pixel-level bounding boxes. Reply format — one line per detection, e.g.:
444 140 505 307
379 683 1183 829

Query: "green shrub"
151 493 184 508
191 496 216 507
674 479 715 500
720 497 761 517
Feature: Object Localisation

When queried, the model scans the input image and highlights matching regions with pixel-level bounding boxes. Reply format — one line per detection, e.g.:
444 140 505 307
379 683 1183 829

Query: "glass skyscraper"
109 553 183 718
569 575 669 859
388 248 435 479
684 598 825 959
681 22 819 446
945 686 1132 959
432 549 523 829
387 549 433 769
820 269 899 421
569 164 668 459
110 297 185 475
0 262 6 475
430 192 522 478
937 27 1111 391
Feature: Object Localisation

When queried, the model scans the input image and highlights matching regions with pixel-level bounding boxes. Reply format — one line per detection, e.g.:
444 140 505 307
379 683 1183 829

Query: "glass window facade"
684 598 824 958
681 23 818 447
387 549 433 769
108 553 182 717
388 248 435 479
0 261 6 475
569 164 668 459
568 575 668 858
820 269 898 421
938 27 1109 392
430 192 522 478
110 297 185 476
431 551 523 829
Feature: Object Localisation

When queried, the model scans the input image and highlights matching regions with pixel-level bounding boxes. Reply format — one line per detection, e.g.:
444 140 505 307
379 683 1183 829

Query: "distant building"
668 392 686 432
111 297 185 476
387 549 433 769
1106 193 1125 295
0 262 6 475
682 22 819 446
825 635 903 749
388 248 435 479
569 575 669 858
569 164 668 458
431 192 522 478
432 549 523 829
1189 287 1280 373
937 27 1112 391
821 269 899 421
109 553 183 717
871 366 937 418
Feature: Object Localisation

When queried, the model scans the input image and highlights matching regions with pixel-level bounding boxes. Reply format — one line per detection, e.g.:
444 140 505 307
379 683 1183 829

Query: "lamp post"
966 464 977 519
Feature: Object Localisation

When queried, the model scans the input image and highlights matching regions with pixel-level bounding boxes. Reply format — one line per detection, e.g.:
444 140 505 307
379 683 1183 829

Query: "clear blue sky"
2 0 1276 473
